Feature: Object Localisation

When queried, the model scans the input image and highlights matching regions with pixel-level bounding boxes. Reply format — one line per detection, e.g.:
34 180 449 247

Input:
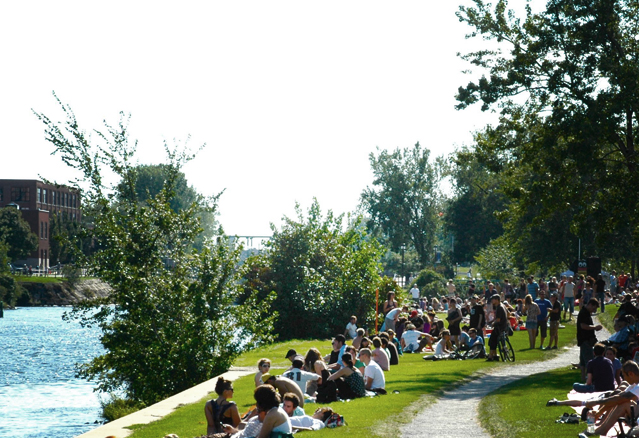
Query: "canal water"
0 307 103 438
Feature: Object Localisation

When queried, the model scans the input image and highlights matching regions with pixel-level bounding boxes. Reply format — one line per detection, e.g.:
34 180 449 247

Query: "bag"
325 413 345 428
316 370 337 403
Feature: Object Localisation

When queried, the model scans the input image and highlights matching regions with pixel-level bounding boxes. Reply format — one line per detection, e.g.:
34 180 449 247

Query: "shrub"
412 269 446 298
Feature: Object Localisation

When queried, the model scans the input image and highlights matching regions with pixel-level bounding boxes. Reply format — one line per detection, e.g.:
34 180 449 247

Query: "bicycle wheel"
463 344 483 360
502 336 515 362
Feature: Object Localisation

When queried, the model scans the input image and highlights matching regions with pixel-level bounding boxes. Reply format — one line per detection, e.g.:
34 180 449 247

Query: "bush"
0 273 23 307
412 269 446 298
100 394 145 421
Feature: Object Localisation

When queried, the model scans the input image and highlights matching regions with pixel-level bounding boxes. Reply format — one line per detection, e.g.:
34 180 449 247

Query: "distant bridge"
230 235 272 250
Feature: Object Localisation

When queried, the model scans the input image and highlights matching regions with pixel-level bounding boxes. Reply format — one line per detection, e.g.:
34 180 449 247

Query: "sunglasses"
261 364 271 368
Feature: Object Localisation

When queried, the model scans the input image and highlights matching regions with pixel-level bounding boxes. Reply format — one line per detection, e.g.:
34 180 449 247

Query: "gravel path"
401 315 611 438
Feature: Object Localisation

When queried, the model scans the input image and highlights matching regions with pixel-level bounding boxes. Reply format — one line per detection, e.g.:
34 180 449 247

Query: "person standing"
486 295 508 362
447 279 456 298
577 299 603 381
468 295 485 336
547 293 562 349
595 274 606 313
410 285 420 303
502 279 514 303
610 270 618 297
535 290 552 350
562 276 576 321
527 276 539 300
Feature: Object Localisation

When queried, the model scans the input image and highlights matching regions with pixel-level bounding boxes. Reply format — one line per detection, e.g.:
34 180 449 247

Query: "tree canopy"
34 96 274 405
361 142 443 267
456 0 639 269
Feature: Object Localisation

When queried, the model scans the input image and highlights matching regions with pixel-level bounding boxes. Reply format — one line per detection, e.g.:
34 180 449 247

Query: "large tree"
456 0 639 269
34 96 274 405
361 142 443 267
0 207 38 261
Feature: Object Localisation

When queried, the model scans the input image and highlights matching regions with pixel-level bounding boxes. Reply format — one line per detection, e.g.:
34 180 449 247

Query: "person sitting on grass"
303 347 327 396
547 361 639 438
344 345 365 374
282 356 320 395
281 392 305 417
433 329 453 357
371 336 390 371
205 377 241 435
326 352 366 399
261 373 305 407
607 315 633 359
327 334 347 370
254 358 271 387
360 336 372 350
401 323 433 353
458 326 471 349
466 328 485 356
386 329 403 357
248 384 291 438
289 407 334 431
605 346 622 386
572 343 615 393
380 334 399 365
359 348 386 393
352 328 365 349
344 315 358 340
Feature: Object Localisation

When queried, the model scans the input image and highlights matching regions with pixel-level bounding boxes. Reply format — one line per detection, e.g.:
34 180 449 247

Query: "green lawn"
126 318 578 438
15 275 65 284
478 302 621 438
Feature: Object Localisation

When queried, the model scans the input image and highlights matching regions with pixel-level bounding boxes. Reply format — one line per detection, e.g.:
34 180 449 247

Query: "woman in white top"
253 385 292 438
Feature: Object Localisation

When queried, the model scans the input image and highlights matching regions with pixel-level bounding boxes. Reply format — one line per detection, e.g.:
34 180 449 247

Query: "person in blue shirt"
527 276 540 300
534 289 552 349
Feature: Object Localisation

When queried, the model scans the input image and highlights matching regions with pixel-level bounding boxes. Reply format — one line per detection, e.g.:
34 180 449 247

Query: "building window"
37 188 41 203
45 222 48 239
11 187 30 202
40 221 44 238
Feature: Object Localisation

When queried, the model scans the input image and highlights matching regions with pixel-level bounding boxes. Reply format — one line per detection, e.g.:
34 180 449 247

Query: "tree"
34 96 275 405
445 147 505 263
361 143 444 267
456 0 639 270
243 199 384 340
119 164 219 251
0 207 38 261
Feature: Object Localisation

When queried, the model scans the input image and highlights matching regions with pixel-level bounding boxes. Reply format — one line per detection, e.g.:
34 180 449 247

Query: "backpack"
316 380 338 403
325 413 345 428
206 400 235 433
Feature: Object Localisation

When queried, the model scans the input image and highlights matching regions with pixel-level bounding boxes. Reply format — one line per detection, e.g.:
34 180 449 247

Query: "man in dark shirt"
614 294 639 320
573 343 615 393
469 295 485 335
547 293 562 349
486 295 508 361
577 298 603 381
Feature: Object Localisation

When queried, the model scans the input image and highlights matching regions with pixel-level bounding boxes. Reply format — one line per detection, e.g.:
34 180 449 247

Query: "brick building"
0 179 81 269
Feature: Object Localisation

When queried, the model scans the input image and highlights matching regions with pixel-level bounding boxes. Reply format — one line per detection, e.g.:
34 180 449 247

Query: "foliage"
412 268 447 298
49 212 93 265
445 147 505 263
62 264 82 289
100 394 146 421
243 199 384 340
474 237 518 281
119 163 218 251
0 272 23 306
379 247 421 281
34 95 275 405
0 207 38 261
456 0 639 269
361 142 444 267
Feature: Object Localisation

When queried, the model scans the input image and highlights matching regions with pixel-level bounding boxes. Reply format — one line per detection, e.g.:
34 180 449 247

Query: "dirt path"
401 316 611 438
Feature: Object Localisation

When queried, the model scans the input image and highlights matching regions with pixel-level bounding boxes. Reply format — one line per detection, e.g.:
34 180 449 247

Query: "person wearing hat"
486 294 508 361
285 349 297 363
261 372 306 407
607 315 632 358
282 356 320 396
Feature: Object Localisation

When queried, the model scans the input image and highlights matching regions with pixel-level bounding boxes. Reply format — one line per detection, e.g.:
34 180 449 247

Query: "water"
0 307 104 438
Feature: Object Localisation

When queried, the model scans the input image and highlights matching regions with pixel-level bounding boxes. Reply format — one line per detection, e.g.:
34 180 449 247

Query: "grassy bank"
479 302 620 438
125 318 578 438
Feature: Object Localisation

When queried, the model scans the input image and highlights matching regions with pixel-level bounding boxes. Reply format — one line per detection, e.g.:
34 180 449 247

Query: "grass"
478 303 620 438
14 275 65 284
125 316 578 438
479 367 585 438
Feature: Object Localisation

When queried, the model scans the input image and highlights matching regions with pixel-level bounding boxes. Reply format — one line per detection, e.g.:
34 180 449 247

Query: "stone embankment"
19 279 111 306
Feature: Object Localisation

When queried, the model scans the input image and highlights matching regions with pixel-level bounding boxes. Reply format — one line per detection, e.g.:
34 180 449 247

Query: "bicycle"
497 330 515 362
449 343 485 360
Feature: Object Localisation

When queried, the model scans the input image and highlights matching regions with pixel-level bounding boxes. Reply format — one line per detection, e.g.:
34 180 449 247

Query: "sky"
0 1 540 239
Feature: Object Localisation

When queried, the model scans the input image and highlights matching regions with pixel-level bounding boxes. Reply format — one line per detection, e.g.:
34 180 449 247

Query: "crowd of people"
201 270 639 438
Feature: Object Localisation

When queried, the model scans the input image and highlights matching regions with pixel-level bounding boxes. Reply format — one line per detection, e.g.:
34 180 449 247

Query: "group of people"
545 284 639 437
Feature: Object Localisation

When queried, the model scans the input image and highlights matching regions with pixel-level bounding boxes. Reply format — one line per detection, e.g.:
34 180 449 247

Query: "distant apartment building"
0 179 81 269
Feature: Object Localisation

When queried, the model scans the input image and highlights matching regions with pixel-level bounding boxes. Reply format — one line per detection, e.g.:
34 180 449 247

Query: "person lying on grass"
546 360 639 437
281 392 305 417
289 407 335 431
